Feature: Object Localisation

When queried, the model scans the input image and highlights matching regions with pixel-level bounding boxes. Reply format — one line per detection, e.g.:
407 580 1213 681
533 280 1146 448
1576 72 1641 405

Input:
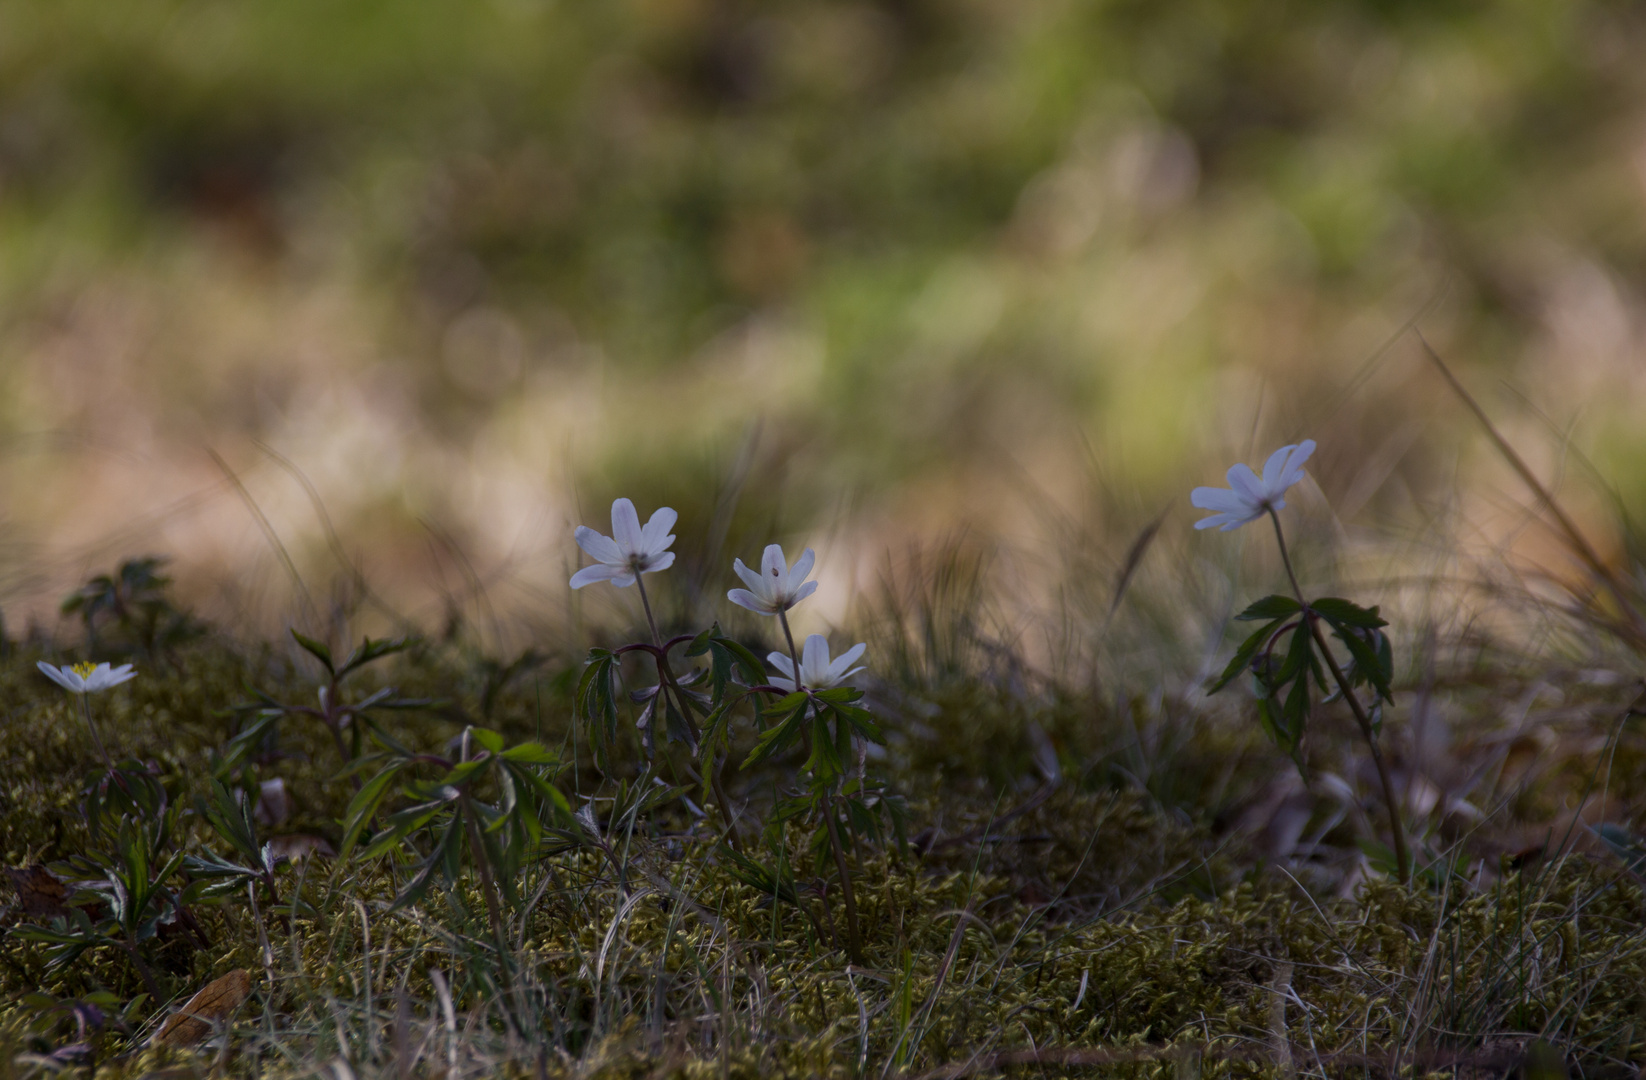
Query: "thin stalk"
821 787 863 963
1269 510 1411 886
778 609 813 761
636 572 743 850
122 939 165 1004
634 571 664 649
781 609 861 953
1418 333 1646 647
80 696 113 768
459 795 515 991
777 610 805 690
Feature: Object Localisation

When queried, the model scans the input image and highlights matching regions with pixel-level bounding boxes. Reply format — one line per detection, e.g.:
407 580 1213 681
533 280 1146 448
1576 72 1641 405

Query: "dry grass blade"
1417 333 1646 650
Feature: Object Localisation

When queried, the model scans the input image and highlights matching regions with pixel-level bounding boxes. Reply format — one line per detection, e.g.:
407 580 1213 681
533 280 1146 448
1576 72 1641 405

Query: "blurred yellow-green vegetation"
2 0 1645 644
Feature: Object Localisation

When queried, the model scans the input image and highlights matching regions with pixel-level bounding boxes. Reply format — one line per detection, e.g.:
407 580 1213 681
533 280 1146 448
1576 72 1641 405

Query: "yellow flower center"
71 661 99 679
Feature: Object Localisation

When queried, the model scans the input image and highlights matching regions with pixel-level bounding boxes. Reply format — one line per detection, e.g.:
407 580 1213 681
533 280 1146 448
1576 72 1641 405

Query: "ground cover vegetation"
5 396 1646 1079
5 0 1646 1075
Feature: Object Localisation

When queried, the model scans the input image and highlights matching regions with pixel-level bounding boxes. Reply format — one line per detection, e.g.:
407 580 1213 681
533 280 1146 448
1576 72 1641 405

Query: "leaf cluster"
339 726 571 912
1210 595 1394 769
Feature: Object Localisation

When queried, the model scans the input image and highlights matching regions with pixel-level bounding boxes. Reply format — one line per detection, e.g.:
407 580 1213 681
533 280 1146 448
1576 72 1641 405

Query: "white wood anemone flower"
1191 439 1316 532
569 498 678 589
767 634 866 692
37 660 137 695
728 544 818 615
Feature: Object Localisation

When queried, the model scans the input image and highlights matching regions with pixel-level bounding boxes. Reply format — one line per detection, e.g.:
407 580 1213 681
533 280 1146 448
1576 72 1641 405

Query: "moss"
2 633 1645 1078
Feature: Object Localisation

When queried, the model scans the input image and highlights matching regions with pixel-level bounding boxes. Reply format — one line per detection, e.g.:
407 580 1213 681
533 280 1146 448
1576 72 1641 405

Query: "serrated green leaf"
1309 597 1386 629
338 635 415 678
290 629 335 675
468 727 504 754
1332 623 1395 703
339 761 406 858
1210 618 1288 693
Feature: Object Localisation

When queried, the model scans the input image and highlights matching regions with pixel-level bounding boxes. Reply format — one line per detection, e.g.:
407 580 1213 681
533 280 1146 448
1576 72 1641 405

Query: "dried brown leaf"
5 864 71 920
154 969 252 1048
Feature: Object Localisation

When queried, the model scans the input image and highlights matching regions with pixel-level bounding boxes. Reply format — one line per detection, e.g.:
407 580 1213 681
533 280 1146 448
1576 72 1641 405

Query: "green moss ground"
0 610 1643 1080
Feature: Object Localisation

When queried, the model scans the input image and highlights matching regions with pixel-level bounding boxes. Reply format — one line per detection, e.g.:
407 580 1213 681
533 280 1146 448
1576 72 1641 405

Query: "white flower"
767 634 866 692
1191 440 1316 532
38 661 137 695
728 544 818 615
569 498 678 589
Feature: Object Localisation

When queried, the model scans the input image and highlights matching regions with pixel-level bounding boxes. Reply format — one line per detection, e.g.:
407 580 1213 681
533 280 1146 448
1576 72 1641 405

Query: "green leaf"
339 761 406 858
741 698 809 769
1209 618 1288 693
1273 617 1314 687
439 757 491 788
664 696 698 752
289 629 335 675
807 712 844 781
1332 624 1395 703
468 727 505 754
387 817 461 913
214 710 281 781
1235 595 1302 621
506 762 573 820
715 634 770 685
575 650 619 762
500 742 558 765
337 636 415 679
828 701 884 744
1308 597 1386 629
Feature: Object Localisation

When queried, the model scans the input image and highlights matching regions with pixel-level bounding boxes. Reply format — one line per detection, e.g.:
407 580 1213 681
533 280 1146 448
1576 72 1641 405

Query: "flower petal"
787 548 816 590
732 558 766 593
609 570 638 588
828 642 867 682
1260 444 1296 491
1225 463 1266 504
575 526 623 565
1190 487 1248 512
93 664 137 691
641 506 679 554
570 564 623 589
639 551 675 575
760 543 789 586
610 498 644 554
727 588 772 614
37 662 83 693
766 651 795 678
789 580 818 608
1280 440 1316 488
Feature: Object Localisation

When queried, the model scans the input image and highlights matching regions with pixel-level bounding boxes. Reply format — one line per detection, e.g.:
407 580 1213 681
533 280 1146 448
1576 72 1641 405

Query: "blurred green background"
2 0 1644 650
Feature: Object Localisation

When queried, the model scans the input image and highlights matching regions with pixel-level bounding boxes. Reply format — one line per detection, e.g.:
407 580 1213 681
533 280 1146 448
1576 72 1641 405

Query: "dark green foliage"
16 808 189 1001
61 558 204 659
1211 594 1395 768
343 725 571 912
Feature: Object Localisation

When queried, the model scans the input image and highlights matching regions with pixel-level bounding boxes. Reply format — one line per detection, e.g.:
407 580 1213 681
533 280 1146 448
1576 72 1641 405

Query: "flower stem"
81 696 113 768
821 791 862 963
1268 509 1307 608
1267 510 1410 886
636 571 743 850
122 939 165 1005
634 572 664 648
777 610 805 692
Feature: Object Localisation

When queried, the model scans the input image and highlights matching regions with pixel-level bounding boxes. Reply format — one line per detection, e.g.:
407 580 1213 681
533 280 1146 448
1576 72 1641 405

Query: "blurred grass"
1 0 1645 646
